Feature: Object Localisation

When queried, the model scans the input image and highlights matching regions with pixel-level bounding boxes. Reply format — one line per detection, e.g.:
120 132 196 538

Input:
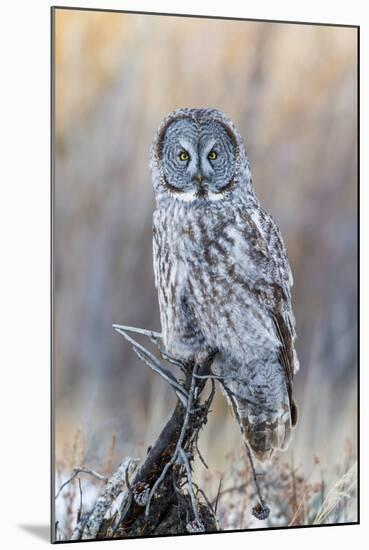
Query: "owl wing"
243 207 298 406
181 204 298 392
191 206 298 459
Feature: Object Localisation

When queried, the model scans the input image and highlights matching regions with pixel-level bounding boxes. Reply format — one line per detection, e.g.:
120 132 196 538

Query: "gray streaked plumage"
149 108 299 461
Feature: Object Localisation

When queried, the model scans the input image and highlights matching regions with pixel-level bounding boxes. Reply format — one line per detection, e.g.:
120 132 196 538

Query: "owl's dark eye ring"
179 151 190 161
208 150 217 160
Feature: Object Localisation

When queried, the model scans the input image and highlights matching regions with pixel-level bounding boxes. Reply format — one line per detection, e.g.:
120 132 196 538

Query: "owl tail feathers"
240 407 293 463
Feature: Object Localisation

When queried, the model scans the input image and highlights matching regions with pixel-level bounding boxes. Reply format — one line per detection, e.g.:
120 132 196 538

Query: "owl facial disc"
158 116 238 201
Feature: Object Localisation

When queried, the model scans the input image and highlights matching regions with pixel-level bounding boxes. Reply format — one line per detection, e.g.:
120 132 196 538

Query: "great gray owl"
150 108 299 461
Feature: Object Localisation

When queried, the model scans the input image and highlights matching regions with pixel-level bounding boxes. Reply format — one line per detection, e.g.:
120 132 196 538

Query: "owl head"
150 108 255 204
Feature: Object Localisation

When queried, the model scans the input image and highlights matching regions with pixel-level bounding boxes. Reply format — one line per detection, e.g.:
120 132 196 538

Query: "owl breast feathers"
150 108 299 461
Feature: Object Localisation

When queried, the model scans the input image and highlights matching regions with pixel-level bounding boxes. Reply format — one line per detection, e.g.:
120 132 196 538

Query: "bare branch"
112 323 161 341
133 346 188 403
55 467 107 500
157 348 189 374
113 325 188 400
179 448 204 532
188 378 215 471
145 363 199 517
193 481 218 524
194 437 209 470
113 323 189 374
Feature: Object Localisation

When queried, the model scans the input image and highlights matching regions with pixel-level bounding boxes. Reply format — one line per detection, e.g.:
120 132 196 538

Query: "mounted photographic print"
51 6 359 542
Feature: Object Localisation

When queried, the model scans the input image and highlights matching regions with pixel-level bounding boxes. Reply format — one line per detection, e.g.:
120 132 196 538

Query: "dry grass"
209 446 357 530
54 427 357 540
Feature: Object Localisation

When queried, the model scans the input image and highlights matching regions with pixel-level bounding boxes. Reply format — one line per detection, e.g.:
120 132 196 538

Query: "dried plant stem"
55 467 108 500
220 380 270 520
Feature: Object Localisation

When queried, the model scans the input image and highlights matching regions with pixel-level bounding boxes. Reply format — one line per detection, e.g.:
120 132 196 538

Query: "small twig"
194 438 209 470
179 448 203 530
114 326 189 401
157 347 189 375
113 323 189 375
220 381 270 520
133 346 189 405
189 378 215 470
172 473 182 496
77 478 83 523
55 467 107 499
214 477 223 514
145 363 199 517
112 324 162 340
245 445 263 503
204 378 216 409
193 481 217 520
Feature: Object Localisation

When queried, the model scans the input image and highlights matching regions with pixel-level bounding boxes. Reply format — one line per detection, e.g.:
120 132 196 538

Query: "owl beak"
195 173 204 184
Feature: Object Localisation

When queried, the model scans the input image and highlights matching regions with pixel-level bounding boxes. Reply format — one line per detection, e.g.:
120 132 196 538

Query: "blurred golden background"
53 8 357 520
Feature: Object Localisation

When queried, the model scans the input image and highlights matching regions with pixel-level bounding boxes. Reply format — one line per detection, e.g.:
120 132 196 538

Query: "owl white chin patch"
207 191 226 201
173 190 225 202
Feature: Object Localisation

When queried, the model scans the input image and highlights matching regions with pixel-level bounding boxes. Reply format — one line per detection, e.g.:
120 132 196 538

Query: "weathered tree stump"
59 327 219 541
104 356 218 538
55 325 268 541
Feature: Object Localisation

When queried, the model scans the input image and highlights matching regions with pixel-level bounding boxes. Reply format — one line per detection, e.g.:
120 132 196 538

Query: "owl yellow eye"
179 151 190 161
208 150 217 160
